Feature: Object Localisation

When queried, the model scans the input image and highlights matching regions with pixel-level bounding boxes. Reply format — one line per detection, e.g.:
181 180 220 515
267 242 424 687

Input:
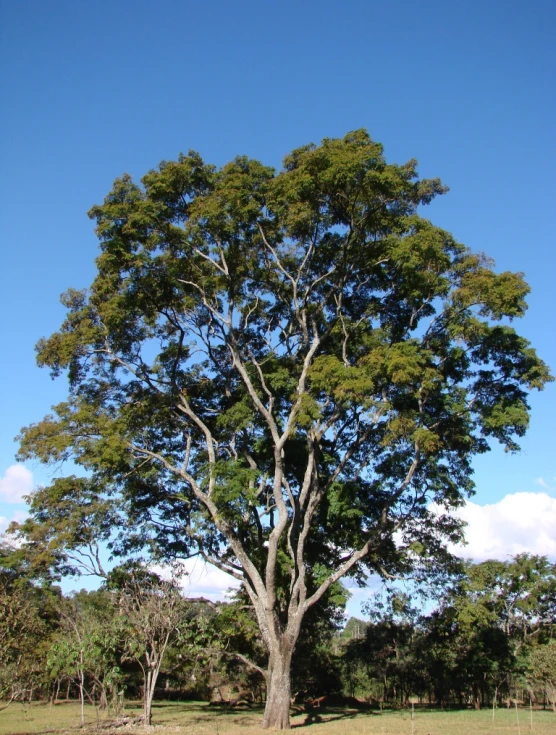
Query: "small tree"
16 130 552 728
48 592 125 724
117 574 185 725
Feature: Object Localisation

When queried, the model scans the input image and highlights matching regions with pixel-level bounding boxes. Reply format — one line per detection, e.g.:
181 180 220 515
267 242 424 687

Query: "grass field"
0 700 554 735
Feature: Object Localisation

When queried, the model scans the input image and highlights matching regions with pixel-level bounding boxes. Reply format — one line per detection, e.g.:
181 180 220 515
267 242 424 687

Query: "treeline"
341 554 556 712
1 548 555 723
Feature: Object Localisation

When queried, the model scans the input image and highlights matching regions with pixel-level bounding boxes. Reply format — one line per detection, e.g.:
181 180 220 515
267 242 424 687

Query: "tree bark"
143 664 162 726
79 669 85 726
144 671 153 726
262 649 293 730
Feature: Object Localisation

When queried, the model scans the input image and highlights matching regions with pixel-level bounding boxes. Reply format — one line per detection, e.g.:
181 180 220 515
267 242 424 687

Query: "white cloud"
153 557 241 603
449 492 556 561
182 558 242 601
0 465 33 503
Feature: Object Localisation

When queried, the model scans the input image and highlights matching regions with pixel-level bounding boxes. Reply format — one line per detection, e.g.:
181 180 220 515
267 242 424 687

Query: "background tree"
0 542 59 709
10 477 118 580
47 591 125 725
448 555 556 706
344 592 422 705
418 596 515 709
194 598 268 704
0 576 50 708
116 573 185 725
527 640 556 713
289 582 347 701
340 554 556 710
15 130 552 729
71 590 125 713
456 556 556 653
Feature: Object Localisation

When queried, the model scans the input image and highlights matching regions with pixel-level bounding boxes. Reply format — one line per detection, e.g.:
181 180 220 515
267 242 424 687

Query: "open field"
0 701 554 735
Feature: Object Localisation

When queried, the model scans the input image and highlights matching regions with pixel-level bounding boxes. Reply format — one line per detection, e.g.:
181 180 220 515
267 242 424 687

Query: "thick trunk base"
262 695 291 730
262 659 292 730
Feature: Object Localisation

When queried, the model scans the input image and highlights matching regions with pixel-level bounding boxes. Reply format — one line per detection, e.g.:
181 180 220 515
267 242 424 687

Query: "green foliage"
528 639 556 710
341 554 556 708
12 131 553 727
17 130 552 579
453 555 556 651
0 544 60 703
528 639 556 684
47 590 126 713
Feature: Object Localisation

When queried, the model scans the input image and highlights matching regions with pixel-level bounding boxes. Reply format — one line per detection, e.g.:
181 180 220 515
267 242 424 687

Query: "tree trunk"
262 650 293 730
143 664 162 726
144 672 153 726
79 669 85 726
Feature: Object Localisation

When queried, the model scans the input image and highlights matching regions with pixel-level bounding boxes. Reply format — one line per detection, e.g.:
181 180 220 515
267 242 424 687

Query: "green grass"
0 700 554 734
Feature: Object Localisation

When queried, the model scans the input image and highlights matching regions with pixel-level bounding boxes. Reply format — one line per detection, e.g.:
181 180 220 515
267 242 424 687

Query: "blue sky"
1 1 555 602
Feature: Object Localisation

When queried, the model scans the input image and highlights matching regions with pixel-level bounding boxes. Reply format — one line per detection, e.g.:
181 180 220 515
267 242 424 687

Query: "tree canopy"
14 129 552 728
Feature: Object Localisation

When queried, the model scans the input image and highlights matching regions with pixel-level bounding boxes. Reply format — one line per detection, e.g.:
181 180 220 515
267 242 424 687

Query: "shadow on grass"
146 701 382 730
149 701 267 728
153 701 382 729
293 705 380 729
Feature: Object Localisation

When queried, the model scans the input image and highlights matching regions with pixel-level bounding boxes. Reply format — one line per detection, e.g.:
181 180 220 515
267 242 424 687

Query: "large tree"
15 130 551 728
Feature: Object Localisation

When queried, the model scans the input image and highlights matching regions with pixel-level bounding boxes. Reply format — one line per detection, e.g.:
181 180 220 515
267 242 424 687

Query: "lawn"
0 701 554 735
